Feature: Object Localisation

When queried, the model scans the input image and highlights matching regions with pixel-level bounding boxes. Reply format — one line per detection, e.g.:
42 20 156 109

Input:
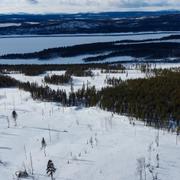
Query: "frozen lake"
0 32 178 56
0 56 135 65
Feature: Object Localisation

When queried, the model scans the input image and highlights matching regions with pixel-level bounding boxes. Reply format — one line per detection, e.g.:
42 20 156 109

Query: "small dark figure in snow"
46 160 56 180
176 127 180 145
41 137 47 156
12 110 18 126
90 137 93 148
177 127 180 136
41 137 47 149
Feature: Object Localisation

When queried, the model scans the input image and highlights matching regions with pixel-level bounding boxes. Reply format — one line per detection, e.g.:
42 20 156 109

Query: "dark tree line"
0 64 125 76
1 41 180 62
0 75 19 87
18 82 68 104
65 67 94 77
44 74 72 85
100 70 180 127
44 68 94 86
105 77 123 86
18 81 98 107
1 69 179 129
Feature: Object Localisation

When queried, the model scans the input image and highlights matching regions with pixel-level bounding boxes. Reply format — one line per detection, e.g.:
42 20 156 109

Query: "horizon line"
0 9 180 15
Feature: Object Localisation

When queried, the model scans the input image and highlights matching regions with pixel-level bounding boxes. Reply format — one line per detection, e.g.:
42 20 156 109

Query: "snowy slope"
0 88 179 180
0 69 180 180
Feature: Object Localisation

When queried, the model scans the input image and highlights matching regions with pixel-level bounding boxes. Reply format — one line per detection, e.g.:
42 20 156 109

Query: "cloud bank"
0 0 180 13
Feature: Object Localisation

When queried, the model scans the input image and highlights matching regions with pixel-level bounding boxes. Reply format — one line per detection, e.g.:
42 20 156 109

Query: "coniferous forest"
44 74 72 85
1 67 179 128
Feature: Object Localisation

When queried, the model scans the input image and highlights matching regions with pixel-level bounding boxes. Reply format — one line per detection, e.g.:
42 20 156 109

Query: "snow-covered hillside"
0 69 180 180
0 88 179 180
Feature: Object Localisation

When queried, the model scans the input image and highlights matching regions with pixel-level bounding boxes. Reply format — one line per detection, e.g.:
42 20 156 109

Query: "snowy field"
0 69 180 180
7 66 180 93
0 89 180 180
8 69 146 92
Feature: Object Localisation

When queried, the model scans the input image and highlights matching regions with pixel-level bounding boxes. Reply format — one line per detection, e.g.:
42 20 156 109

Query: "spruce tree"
46 160 56 180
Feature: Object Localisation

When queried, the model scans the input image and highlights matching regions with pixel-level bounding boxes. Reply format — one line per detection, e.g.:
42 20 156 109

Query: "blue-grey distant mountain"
0 11 180 35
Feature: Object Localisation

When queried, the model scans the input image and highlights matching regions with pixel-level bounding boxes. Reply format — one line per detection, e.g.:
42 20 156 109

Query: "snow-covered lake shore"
0 32 178 56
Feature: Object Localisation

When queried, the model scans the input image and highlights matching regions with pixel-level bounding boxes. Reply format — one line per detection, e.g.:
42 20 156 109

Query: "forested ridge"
100 71 180 126
1 13 180 35
0 69 179 128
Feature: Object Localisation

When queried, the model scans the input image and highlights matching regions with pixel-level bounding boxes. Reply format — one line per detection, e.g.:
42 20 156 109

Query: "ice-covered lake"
1 32 180 65
0 32 178 56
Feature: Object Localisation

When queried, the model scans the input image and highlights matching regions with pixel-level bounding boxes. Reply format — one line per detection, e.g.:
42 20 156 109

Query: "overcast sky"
0 0 180 14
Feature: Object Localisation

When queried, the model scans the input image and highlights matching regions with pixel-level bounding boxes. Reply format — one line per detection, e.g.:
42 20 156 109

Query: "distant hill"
1 11 180 21
0 11 180 35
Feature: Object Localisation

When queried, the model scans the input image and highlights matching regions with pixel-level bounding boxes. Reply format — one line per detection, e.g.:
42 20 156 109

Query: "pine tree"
46 160 56 180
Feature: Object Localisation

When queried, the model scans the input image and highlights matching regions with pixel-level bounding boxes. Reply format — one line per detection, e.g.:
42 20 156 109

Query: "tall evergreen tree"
46 160 56 180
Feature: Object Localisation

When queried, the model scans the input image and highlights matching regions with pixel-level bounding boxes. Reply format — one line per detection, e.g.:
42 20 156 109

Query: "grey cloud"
109 0 170 8
0 0 180 14
27 0 38 4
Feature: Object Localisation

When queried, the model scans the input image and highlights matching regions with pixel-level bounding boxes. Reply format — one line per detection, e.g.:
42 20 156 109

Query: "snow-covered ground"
0 23 21 28
0 69 180 180
0 88 179 180
8 65 180 93
9 69 146 92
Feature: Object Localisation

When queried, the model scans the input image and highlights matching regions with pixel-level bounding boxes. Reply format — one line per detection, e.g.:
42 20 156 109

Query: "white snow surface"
0 23 21 28
0 88 179 180
0 70 180 180
9 69 146 92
